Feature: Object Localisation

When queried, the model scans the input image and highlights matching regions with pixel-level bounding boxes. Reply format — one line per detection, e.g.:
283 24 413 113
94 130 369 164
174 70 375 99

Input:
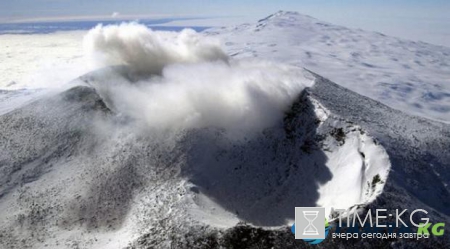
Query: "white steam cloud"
83 23 314 135
84 23 228 75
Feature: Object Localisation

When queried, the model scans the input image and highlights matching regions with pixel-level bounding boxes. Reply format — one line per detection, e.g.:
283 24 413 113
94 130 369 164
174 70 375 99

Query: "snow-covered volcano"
0 11 450 249
0 68 391 248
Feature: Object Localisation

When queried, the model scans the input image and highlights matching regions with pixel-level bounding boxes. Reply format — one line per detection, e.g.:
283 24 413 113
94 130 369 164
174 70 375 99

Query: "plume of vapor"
83 23 229 75
83 23 314 136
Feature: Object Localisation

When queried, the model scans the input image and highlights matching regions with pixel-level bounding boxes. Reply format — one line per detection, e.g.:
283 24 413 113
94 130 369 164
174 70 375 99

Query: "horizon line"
0 14 237 24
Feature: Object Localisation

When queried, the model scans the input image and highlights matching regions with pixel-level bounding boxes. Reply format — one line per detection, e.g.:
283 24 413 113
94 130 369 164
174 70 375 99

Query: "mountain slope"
0 66 392 248
208 11 450 123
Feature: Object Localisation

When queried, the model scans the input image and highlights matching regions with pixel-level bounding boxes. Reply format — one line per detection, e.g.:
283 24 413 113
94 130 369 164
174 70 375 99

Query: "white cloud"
84 23 228 75
111 12 120 18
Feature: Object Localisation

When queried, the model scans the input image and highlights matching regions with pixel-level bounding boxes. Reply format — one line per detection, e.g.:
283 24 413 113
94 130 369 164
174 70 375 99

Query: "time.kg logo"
291 207 330 244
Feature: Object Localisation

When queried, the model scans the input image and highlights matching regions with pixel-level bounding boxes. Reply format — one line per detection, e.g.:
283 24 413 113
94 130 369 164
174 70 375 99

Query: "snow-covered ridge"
181 87 390 227
310 72 450 224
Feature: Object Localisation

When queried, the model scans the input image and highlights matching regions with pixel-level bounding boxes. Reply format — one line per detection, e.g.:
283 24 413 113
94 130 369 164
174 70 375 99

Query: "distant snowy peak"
211 11 450 123
227 10 342 34
257 10 318 26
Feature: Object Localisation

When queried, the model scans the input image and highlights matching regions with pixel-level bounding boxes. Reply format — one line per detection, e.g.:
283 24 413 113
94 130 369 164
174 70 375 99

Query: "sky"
0 0 449 46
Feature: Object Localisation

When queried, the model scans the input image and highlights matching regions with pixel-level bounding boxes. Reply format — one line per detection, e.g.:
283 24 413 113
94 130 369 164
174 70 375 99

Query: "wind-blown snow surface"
0 31 86 90
209 11 450 123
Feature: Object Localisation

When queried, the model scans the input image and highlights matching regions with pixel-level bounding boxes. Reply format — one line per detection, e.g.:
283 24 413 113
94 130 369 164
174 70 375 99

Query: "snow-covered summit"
257 11 318 26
